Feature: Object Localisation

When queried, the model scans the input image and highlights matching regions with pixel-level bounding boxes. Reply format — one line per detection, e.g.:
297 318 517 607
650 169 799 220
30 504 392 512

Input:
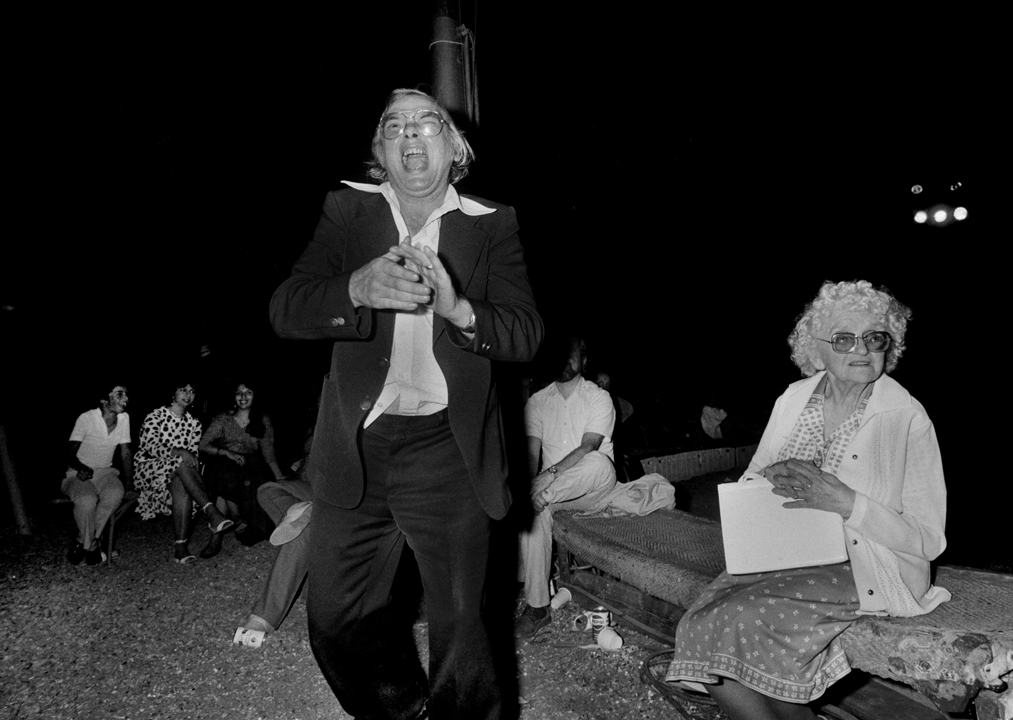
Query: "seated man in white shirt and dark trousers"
63 383 135 565
515 336 617 639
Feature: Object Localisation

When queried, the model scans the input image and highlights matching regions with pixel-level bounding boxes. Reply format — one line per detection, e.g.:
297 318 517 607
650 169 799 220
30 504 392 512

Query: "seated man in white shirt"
63 383 135 565
516 336 617 638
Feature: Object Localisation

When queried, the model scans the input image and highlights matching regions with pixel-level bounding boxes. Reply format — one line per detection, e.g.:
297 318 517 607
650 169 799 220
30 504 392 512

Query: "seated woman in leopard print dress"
133 380 234 563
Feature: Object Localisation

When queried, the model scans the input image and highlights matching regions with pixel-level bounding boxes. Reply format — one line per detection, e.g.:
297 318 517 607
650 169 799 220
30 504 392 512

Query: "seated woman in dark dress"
199 380 286 556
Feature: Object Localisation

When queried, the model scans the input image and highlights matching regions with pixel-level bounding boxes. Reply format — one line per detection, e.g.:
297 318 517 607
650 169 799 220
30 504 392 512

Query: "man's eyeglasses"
818 331 893 354
379 110 446 140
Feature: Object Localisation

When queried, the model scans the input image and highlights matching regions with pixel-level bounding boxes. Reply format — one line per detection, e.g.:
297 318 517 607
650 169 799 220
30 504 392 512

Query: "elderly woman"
134 380 234 563
665 280 948 720
198 380 286 556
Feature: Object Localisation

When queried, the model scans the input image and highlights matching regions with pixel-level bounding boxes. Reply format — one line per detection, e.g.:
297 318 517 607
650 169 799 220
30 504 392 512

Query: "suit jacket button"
379 357 389 367
867 589 874 595
481 342 491 351
359 397 372 410
330 317 345 327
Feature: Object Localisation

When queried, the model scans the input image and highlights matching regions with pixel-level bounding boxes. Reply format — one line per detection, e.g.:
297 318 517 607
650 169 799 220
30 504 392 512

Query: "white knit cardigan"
745 371 950 617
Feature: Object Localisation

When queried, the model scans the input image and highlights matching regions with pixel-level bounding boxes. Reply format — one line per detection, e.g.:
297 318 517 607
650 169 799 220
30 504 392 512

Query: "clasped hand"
349 243 462 319
171 448 199 470
530 470 556 513
764 459 856 519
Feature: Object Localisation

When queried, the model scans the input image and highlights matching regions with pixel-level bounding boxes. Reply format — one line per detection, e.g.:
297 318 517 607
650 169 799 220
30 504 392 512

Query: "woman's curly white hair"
366 88 475 185
788 280 913 377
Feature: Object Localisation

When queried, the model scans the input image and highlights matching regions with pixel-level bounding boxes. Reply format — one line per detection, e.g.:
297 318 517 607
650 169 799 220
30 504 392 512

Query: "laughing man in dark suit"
270 88 542 720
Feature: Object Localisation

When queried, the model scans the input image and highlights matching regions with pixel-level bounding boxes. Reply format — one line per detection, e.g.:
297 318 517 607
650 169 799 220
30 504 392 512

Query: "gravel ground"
1 510 679 720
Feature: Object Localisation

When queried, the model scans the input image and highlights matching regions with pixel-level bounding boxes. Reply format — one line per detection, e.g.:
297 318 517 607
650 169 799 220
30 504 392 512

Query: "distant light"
911 185 923 194
954 206 968 220
913 211 928 223
933 209 948 223
950 182 962 191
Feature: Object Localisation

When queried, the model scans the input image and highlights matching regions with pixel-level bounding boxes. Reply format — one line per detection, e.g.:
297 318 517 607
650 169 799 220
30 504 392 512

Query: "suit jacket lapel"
351 194 401 261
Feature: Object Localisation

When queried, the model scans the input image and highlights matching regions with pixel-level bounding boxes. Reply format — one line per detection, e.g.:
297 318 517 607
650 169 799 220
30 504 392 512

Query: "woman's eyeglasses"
818 331 893 354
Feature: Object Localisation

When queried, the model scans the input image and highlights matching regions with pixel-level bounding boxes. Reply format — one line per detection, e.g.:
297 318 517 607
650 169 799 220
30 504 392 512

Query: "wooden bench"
552 453 1013 718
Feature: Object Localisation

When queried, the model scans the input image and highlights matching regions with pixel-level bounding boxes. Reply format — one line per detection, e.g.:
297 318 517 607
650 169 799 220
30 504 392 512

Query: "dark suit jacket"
270 188 542 520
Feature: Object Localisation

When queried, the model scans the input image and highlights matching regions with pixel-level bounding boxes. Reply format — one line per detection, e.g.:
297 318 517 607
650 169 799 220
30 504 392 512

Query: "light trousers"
62 467 124 547
518 451 616 607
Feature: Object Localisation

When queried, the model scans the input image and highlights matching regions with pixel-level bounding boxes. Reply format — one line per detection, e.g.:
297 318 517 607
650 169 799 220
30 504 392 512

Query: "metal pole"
0 425 32 535
431 4 465 119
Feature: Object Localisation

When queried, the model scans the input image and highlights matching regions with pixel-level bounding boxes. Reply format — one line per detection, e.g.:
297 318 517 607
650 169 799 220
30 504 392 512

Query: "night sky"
4 7 1004 563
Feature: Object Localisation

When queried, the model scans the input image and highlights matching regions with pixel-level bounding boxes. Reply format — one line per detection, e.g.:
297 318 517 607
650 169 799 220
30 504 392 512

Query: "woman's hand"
768 459 856 519
224 450 246 467
171 448 199 470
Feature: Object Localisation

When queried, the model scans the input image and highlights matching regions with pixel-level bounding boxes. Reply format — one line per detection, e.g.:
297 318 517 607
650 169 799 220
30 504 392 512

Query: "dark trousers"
307 410 501 720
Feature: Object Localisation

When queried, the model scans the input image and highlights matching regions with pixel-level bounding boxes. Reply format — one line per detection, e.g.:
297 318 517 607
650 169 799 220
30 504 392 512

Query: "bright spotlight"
933 209 947 223
953 206 968 221
913 211 928 223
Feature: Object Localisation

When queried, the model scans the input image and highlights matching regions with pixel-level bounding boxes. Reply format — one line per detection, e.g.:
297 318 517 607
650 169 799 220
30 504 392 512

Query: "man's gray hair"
366 88 475 184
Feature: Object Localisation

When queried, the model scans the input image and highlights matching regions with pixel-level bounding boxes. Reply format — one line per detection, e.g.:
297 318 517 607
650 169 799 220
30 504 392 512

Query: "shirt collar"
342 181 496 217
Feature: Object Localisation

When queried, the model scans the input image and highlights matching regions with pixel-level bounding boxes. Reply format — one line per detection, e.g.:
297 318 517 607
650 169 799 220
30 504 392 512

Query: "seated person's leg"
518 506 554 611
169 475 196 563
243 528 311 636
91 468 125 547
537 451 616 507
237 478 315 640
62 471 98 564
173 461 231 531
517 452 618 636
257 478 313 525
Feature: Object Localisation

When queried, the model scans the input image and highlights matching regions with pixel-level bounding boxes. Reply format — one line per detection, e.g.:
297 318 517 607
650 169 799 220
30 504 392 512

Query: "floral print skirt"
665 562 861 704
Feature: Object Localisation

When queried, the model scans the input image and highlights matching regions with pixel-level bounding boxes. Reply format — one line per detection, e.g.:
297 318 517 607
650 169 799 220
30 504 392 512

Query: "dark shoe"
199 532 223 559
84 543 104 566
236 526 266 547
67 542 86 565
514 604 551 640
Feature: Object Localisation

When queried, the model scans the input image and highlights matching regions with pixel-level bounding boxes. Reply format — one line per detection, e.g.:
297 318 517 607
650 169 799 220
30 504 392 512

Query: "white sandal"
202 503 235 534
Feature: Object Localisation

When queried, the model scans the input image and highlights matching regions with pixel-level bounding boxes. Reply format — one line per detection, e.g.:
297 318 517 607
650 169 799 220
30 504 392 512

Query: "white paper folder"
718 473 848 574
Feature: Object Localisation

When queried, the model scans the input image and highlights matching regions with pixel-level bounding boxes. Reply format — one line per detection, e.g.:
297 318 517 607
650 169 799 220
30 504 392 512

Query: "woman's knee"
74 494 98 512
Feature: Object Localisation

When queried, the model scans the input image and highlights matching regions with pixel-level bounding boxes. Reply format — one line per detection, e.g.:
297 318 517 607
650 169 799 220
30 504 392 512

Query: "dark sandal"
199 533 223 559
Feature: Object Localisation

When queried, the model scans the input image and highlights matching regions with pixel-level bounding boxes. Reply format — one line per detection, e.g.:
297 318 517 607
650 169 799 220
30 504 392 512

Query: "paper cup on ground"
550 587 572 610
596 627 623 650
233 627 265 648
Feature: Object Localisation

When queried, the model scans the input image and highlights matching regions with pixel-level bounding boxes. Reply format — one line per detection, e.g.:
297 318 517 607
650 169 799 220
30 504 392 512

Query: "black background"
3 6 1005 565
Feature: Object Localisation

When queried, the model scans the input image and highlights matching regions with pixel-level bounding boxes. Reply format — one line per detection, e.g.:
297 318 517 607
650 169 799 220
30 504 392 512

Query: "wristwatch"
459 311 476 334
